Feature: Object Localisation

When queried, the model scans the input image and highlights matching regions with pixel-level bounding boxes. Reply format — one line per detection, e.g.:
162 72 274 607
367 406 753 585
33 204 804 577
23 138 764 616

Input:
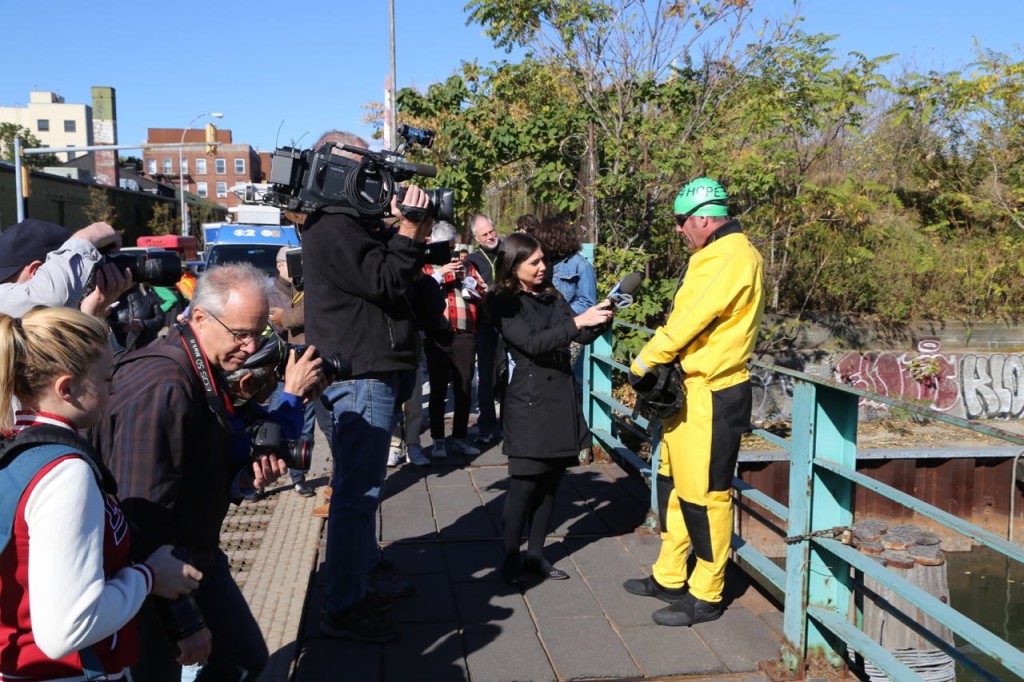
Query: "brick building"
143 128 262 210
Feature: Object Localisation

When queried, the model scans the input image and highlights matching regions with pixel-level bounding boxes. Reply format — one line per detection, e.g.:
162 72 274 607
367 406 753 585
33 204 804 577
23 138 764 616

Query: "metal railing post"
782 379 816 672
588 330 613 436
782 379 857 673
808 385 858 668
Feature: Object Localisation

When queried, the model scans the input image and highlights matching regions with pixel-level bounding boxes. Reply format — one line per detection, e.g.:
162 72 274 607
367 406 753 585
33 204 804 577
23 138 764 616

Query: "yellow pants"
651 378 750 603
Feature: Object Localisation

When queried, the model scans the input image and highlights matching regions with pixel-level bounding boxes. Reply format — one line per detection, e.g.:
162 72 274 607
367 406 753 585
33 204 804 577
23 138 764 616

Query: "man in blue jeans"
301 129 434 643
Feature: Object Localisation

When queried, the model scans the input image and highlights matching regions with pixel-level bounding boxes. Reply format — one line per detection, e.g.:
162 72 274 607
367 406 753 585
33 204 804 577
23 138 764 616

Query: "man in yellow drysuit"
624 177 765 626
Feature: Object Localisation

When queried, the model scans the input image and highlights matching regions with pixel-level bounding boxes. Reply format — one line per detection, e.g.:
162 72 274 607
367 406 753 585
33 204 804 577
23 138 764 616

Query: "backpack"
0 433 109 679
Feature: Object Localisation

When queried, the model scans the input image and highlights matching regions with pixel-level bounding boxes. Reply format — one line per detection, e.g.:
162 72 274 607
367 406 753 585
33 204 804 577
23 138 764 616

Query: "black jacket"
301 211 426 377
467 242 500 286
491 288 599 459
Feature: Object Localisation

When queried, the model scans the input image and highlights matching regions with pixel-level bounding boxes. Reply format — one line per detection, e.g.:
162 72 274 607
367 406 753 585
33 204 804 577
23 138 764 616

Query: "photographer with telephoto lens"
0 219 133 318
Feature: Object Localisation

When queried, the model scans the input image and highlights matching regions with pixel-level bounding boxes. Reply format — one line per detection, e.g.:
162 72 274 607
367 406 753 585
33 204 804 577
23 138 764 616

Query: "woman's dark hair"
532 215 582 263
492 233 550 298
515 214 539 234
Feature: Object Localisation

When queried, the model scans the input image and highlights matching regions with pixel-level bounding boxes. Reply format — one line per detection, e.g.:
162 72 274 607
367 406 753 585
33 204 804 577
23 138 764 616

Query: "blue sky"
2 1 1021 154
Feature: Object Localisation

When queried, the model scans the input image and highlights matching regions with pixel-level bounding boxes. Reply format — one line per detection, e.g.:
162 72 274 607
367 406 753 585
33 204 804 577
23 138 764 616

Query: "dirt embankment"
742 420 1016 451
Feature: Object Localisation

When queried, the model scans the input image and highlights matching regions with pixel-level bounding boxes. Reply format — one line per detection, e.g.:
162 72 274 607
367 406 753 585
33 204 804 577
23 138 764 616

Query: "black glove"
629 370 659 395
631 364 686 421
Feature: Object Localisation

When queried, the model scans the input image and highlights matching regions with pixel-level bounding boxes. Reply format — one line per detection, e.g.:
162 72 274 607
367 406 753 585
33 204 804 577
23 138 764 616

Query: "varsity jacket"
0 414 153 681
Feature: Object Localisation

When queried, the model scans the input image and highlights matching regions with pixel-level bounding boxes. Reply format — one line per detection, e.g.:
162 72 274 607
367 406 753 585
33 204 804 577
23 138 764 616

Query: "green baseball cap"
673 177 729 218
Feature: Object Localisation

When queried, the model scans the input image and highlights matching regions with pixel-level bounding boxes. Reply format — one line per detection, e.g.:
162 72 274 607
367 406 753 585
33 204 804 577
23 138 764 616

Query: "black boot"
651 592 723 626
622 575 687 603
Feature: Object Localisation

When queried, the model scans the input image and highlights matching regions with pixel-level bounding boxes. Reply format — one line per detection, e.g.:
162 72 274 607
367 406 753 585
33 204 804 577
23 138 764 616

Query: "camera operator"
301 130 432 643
0 219 132 318
92 263 291 680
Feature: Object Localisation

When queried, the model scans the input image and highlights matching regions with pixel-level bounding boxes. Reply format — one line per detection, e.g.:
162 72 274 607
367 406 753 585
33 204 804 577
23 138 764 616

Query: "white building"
0 91 93 162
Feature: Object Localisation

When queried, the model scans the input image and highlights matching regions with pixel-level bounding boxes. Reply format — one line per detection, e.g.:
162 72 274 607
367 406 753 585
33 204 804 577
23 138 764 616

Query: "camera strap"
175 322 235 431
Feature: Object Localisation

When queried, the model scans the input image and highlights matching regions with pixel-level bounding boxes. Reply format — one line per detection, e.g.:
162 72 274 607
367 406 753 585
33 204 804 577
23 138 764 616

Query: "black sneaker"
651 592 723 627
321 601 397 642
622 575 687 603
368 564 415 598
364 590 393 613
475 431 499 446
294 481 315 498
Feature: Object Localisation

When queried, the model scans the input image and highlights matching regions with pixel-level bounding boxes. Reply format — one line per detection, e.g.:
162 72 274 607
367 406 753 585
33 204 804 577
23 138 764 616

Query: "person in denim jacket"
533 217 597 374
533 216 596 316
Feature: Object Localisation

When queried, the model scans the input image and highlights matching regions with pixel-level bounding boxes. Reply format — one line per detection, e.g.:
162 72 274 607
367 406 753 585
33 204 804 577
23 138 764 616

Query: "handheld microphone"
607 271 644 309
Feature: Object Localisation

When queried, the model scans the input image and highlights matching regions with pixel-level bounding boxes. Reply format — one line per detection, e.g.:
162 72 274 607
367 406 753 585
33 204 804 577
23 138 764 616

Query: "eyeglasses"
674 214 688 226
201 309 268 345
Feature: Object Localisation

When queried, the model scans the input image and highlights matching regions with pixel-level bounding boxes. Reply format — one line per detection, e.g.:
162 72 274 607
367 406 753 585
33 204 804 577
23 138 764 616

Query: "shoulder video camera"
265 124 454 223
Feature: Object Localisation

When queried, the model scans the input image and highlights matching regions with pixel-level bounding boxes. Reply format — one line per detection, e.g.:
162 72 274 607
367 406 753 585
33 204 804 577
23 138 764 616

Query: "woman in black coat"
490 233 614 583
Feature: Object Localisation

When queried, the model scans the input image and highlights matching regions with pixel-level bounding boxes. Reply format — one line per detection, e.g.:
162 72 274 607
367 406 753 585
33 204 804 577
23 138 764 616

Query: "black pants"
502 468 566 561
132 549 268 682
424 330 476 440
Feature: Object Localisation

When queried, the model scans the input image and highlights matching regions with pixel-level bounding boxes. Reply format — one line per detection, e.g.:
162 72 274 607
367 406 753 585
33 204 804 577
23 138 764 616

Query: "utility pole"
385 0 398 150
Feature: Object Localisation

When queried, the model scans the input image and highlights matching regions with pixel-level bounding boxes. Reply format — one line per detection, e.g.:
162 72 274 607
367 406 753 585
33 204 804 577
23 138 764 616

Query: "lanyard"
176 322 235 429
479 247 497 278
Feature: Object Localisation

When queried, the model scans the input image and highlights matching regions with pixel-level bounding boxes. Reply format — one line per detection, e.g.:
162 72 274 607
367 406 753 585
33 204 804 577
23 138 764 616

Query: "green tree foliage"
147 202 178 236
84 186 118 226
384 2 1024 326
0 123 60 169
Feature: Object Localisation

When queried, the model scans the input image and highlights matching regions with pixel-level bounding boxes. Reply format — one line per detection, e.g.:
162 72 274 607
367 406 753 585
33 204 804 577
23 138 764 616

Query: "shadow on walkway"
290 437 782 681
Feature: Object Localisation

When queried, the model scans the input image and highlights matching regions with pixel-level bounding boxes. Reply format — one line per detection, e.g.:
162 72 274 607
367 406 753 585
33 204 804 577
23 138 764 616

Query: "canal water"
946 546 1023 681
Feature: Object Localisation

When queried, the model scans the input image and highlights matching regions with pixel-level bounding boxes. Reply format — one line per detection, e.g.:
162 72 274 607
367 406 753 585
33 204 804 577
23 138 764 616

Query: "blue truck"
202 203 299 277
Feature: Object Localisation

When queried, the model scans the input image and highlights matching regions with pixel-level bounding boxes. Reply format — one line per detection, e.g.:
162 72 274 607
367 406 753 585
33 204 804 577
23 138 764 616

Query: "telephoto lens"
248 420 312 471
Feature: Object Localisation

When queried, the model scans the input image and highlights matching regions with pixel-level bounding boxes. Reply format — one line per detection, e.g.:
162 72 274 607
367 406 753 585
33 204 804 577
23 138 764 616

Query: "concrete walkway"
222 433 785 681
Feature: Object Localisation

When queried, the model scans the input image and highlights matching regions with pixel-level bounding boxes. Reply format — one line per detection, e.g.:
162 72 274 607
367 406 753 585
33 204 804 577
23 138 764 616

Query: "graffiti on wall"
960 354 1024 419
833 340 1024 419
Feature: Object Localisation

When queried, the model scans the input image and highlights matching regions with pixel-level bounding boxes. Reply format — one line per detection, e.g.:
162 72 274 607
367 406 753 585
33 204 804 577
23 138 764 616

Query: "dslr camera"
248 420 311 471
266 124 454 222
288 343 351 384
242 335 352 386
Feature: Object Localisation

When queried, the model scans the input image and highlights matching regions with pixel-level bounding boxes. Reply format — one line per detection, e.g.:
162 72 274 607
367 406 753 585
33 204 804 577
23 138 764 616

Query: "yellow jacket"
631 226 764 391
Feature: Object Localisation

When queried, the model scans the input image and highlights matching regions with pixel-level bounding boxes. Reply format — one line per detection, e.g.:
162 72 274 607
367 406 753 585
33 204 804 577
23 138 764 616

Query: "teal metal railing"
582 321 1024 680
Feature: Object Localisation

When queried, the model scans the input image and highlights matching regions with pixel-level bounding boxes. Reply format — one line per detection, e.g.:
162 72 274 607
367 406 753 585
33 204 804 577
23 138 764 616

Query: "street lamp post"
180 112 223 236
